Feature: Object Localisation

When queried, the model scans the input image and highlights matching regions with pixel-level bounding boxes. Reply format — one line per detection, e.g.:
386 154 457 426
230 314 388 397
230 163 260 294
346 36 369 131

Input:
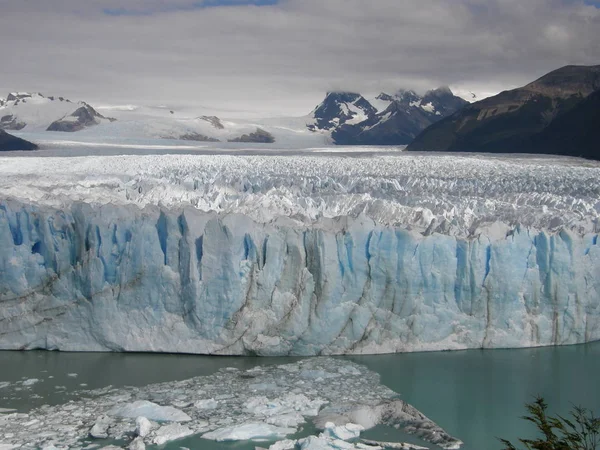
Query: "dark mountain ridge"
407 65 600 159
0 130 38 151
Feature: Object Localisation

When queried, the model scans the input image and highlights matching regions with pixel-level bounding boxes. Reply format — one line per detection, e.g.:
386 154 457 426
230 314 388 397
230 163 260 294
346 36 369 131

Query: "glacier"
0 153 599 354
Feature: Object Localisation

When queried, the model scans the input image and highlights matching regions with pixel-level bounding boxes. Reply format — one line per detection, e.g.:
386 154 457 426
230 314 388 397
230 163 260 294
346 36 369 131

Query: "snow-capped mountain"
307 92 377 131
308 87 468 145
1 86 468 147
0 92 115 132
87 105 322 146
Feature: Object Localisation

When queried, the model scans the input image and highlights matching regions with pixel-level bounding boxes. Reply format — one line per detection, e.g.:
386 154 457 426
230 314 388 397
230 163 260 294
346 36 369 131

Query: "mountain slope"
309 88 468 145
47 103 116 132
0 92 115 132
0 130 38 151
406 65 600 158
529 88 600 159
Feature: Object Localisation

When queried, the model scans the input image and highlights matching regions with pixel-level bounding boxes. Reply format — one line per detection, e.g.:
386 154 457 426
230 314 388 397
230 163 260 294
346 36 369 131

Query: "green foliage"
499 397 600 450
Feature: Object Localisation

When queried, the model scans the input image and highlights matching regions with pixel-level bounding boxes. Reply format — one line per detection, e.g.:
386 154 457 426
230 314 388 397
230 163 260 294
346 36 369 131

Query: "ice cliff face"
0 154 599 354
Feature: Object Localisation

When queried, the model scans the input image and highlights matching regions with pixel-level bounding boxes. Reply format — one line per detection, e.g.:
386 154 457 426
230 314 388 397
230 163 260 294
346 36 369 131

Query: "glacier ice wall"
1 198 599 355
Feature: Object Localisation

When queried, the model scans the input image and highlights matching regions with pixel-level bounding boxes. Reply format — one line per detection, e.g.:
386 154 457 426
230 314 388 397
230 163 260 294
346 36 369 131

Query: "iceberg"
0 153 599 354
201 422 296 441
152 423 193 445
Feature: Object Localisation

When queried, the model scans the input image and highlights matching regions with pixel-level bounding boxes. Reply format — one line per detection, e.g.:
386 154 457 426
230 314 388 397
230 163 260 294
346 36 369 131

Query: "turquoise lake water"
1 342 598 449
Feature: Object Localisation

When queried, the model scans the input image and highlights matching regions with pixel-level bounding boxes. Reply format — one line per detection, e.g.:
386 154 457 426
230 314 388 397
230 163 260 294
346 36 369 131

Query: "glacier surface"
0 153 599 354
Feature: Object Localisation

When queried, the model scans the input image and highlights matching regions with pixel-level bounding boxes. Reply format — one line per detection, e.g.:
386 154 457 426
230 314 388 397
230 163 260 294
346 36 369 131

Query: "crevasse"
1 199 598 355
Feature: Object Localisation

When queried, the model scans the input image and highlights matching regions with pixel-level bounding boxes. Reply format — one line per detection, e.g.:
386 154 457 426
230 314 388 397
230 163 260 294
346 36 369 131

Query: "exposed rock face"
228 128 275 143
527 88 600 160
6 93 32 102
407 65 600 159
0 130 38 151
308 88 468 145
0 114 26 131
163 133 220 142
199 115 225 129
46 103 116 132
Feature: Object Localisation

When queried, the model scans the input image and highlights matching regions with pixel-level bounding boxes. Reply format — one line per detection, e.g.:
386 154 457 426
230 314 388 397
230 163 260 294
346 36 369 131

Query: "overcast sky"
0 0 599 117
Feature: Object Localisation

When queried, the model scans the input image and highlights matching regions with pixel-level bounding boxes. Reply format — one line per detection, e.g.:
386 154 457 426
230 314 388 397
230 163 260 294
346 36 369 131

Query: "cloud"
102 0 279 16
0 0 598 117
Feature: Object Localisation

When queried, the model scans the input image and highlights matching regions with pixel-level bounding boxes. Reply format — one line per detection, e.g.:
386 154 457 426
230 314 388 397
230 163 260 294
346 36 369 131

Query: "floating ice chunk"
89 415 113 439
202 423 296 441
299 370 340 380
0 408 17 413
244 394 326 419
321 422 364 440
128 437 146 450
109 400 191 422
0 382 10 389
298 435 356 449
194 399 218 410
361 439 428 450
267 439 297 450
152 423 193 445
67 373 78 378
135 416 154 437
22 378 39 386
249 382 283 392
266 412 305 428
337 366 361 376
245 396 273 414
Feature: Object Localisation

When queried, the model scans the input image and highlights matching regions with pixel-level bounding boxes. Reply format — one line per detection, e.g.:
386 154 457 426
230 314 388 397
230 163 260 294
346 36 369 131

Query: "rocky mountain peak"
310 86 469 145
199 115 224 129
6 92 33 102
310 91 377 131
47 102 116 132
525 64 600 98
375 93 394 102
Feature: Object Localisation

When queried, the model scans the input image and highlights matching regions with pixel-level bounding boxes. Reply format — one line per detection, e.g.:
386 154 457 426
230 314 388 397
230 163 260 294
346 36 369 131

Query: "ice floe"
108 400 191 422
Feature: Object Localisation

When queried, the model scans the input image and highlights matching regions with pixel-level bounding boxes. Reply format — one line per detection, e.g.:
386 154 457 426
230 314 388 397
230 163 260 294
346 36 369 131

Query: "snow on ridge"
420 101 435 113
96 104 139 112
0 152 598 238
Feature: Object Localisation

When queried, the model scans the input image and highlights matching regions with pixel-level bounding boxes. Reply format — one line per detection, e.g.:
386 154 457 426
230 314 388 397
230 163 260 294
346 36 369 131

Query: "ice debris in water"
152 423 194 445
0 358 462 449
108 400 191 422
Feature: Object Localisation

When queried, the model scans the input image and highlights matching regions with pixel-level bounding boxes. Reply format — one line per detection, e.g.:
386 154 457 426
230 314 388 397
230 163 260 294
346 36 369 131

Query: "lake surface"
1 343 598 449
